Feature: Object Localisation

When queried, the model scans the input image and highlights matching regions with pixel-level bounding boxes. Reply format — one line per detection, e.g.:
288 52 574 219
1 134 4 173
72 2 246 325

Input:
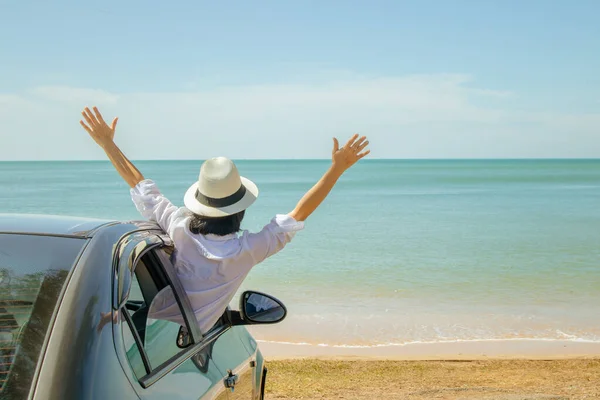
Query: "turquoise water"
2 160 600 346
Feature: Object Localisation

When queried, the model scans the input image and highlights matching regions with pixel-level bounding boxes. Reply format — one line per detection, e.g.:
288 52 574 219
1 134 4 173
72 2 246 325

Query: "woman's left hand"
80 106 118 148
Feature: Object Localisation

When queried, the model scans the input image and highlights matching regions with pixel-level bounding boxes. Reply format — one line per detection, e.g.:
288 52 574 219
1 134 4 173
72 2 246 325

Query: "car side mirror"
240 291 287 325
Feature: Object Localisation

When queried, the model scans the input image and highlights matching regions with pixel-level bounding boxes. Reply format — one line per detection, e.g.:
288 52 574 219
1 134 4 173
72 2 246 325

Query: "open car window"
120 248 196 381
0 234 86 398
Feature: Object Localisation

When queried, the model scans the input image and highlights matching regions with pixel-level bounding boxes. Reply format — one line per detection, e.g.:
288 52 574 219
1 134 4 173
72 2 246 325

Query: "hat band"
195 184 247 208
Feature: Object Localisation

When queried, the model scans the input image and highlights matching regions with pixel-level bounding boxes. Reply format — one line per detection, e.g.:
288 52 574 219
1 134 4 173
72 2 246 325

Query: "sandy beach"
260 340 600 399
264 358 600 399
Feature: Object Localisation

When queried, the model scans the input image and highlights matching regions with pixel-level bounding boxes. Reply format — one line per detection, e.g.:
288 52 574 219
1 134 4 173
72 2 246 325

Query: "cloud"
1 74 598 160
31 86 120 104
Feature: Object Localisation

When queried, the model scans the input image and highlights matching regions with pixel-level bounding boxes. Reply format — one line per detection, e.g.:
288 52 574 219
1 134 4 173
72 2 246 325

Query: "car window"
120 249 193 377
121 315 147 379
0 234 86 398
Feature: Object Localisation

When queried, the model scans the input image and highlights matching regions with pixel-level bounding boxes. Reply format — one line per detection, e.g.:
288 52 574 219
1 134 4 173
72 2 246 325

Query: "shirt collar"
204 233 238 241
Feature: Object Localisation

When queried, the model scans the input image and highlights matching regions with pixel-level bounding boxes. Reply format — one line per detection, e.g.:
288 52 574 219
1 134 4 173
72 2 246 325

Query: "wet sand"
258 339 600 360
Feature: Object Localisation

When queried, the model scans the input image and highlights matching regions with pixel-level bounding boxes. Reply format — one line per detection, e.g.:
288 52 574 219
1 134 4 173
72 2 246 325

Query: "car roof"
0 213 119 238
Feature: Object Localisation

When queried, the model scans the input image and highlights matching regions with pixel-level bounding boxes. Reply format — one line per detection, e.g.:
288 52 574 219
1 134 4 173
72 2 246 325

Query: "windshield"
0 233 87 398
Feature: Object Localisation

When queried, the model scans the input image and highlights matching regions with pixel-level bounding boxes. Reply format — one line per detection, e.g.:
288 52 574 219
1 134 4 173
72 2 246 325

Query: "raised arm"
79 106 183 235
79 106 145 188
288 134 370 222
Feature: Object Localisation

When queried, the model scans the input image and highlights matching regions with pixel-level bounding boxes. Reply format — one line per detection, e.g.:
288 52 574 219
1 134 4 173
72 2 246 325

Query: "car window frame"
112 229 234 389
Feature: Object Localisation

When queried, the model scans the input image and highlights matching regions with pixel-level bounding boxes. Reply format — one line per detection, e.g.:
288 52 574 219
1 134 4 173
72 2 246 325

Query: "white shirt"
130 179 304 334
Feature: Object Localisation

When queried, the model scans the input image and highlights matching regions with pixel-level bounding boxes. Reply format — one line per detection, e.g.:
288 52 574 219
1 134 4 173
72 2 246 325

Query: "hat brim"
183 176 259 218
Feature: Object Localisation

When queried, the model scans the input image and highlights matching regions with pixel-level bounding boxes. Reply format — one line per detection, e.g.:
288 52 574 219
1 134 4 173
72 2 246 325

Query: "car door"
209 325 258 399
214 290 289 400
112 230 231 399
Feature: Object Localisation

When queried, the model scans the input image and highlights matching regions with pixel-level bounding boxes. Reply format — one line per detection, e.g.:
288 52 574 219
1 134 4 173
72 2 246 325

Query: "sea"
2 159 599 348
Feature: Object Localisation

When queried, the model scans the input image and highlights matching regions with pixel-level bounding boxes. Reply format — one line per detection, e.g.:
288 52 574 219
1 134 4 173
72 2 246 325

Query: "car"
0 213 287 399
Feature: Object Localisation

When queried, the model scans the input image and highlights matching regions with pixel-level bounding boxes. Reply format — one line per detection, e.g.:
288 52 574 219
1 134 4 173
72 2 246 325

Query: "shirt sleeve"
130 179 185 236
243 214 305 264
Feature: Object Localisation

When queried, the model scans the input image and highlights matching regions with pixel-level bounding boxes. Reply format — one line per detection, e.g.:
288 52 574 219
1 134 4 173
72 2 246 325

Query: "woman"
80 106 370 334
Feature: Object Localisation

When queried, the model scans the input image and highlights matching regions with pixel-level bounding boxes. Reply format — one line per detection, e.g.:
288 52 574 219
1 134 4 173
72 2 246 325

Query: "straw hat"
184 157 258 217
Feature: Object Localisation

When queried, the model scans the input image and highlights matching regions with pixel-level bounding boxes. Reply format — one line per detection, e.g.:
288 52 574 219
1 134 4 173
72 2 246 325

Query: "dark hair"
189 210 245 236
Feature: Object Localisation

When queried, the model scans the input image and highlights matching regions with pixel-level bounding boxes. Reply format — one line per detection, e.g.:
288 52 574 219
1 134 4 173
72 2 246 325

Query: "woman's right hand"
288 134 371 222
79 106 118 148
332 134 370 172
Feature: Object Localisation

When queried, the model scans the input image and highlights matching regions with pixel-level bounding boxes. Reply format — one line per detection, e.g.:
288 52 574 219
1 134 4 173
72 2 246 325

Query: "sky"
1 0 599 160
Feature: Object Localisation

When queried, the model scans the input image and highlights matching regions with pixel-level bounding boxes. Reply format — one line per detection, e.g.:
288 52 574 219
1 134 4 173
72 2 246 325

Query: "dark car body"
0 214 282 400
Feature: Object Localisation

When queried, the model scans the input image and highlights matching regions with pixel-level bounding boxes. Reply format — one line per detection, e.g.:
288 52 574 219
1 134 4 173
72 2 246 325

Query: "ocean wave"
255 337 600 349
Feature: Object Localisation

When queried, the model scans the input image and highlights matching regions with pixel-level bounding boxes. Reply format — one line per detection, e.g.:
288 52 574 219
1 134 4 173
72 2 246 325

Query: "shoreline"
257 338 600 360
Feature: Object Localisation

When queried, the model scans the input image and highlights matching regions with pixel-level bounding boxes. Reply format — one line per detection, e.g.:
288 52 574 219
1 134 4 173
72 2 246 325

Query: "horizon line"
1 157 600 162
